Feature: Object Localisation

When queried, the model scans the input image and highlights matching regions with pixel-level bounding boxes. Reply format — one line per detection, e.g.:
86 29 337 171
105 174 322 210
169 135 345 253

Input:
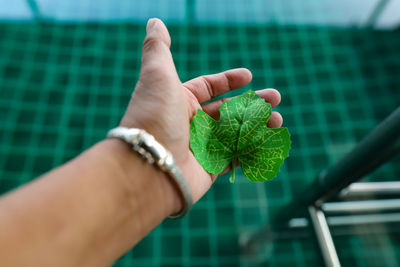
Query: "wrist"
100 138 182 217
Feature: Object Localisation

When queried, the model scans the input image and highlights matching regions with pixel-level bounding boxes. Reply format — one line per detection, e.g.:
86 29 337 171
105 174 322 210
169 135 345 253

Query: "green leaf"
190 90 291 183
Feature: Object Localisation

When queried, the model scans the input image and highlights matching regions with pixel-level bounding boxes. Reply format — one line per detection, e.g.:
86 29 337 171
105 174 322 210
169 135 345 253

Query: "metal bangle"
107 127 193 219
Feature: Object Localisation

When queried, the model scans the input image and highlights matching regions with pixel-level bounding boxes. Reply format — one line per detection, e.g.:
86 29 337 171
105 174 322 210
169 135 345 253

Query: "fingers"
267 111 283 128
202 88 281 120
183 68 252 104
139 18 179 85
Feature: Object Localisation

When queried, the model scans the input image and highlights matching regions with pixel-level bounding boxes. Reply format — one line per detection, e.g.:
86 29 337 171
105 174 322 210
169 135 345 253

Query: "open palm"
121 18 283 207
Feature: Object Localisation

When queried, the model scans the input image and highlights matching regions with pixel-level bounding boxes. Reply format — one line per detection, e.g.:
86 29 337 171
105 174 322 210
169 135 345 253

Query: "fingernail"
147 18 158 32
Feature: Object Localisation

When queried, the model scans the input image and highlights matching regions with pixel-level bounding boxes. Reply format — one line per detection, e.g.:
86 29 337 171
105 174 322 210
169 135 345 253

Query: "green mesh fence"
0 17 399 267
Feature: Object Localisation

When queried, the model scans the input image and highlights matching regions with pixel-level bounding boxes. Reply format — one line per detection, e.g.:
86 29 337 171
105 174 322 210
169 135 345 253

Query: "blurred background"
0 0 399 266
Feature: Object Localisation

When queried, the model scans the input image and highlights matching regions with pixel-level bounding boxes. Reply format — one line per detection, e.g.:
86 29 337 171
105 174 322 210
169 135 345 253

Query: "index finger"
183 68 252 104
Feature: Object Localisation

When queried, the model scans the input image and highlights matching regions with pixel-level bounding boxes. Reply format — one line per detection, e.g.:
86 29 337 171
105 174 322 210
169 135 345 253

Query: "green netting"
0 19 399 267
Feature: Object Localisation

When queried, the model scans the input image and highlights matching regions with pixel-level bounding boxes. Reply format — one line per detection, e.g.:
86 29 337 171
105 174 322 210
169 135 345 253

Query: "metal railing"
242 107 400 267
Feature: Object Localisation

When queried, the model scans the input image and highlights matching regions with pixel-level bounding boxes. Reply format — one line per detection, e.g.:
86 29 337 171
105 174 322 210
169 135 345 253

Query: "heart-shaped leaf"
190 90 291 183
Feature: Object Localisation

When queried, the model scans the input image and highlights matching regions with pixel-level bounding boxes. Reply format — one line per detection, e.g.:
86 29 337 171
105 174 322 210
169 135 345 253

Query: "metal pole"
310 107 400 206
322 199 400 214
26 0 42 21
279 107 400 223
242 107 400 247
308 205 341 267
289 212 400 228
365 0 390 27
339 182 400 198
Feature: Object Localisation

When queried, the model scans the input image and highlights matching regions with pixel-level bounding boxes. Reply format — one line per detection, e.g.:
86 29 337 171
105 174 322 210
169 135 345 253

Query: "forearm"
0 139 180 266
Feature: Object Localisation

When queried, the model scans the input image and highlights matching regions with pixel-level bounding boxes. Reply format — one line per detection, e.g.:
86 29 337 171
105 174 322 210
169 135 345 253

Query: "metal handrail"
242 107 400 263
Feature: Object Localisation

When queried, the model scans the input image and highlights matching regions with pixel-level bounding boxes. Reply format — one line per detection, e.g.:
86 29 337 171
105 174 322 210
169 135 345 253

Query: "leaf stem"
230 158 236 183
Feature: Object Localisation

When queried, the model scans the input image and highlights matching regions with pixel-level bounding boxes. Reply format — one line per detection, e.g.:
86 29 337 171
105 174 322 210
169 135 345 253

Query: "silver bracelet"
107 127 193 219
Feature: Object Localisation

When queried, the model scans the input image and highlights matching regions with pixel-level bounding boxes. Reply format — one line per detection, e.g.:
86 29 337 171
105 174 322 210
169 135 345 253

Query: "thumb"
139 18 179 85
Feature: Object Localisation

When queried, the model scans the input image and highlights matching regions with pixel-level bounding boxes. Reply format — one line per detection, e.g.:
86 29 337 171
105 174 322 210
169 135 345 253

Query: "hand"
121 18 283 211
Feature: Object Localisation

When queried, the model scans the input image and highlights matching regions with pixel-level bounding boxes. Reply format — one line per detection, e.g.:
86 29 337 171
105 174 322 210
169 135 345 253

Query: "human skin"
0 18 283 266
